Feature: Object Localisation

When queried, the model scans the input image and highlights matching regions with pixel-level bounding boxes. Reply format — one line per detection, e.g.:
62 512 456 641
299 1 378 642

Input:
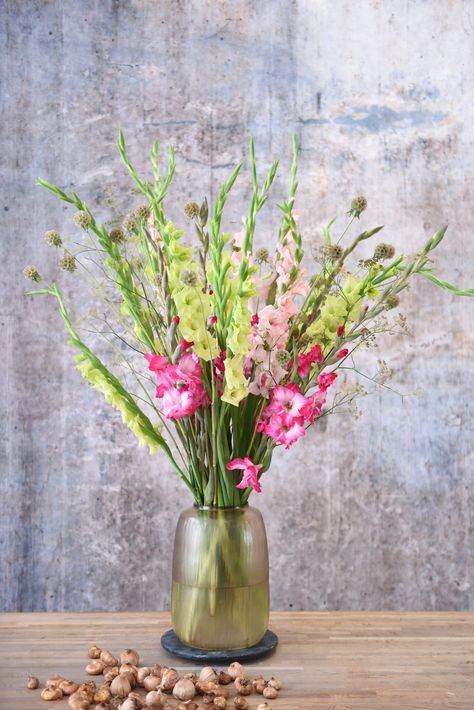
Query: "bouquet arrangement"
26 133 473 508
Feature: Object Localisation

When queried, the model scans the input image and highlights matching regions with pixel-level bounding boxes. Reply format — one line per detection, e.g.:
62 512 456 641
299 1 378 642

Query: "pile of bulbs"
26 646 283 709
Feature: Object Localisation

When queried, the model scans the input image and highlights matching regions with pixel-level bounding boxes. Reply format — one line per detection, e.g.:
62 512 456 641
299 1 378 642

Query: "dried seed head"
184 201 200 219
227 662 245 680
135 204 151 221
255 247 270 263
109 228 125 244
373 242 395 261
179 268 199 288
26 675 39 689
384 294 400 310
45 230 63 248
59 252 77 272
323 243 344 261
23 265 41 282
74 210 92 228
350 195 368 217
123 216 138 232
275 349 291 366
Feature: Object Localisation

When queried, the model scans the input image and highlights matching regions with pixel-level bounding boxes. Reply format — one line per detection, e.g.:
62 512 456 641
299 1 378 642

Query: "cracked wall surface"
1 0 473 612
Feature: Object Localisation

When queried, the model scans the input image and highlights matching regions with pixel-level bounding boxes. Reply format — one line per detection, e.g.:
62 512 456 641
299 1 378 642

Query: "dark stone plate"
160 629 278 663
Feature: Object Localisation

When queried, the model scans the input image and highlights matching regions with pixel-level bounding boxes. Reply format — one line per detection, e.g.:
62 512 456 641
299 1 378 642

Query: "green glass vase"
171 505 269 650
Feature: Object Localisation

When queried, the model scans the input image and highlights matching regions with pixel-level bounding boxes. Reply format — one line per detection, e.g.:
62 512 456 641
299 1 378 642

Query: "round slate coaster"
160 629 278 663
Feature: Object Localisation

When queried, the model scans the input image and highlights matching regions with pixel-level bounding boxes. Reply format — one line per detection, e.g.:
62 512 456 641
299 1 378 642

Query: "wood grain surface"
0 612 473 709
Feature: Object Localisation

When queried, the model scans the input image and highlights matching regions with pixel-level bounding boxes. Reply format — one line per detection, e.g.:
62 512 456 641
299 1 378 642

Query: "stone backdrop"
1 0 473 612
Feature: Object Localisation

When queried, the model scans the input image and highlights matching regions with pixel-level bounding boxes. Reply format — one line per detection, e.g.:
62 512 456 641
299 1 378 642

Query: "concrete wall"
1 0 473 612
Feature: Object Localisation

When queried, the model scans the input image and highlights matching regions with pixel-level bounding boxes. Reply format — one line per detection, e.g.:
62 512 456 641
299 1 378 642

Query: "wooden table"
1 612 473 709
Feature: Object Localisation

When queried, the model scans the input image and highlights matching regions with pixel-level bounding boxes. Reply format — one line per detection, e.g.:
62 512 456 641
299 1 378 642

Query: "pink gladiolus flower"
250 313 259 326
336 348 349 359
145 353 179 397
266 384 309 422
145 351 210 419
172 315 180 324
178 338 194 351
263 413 306 449
301 389 327 424
337 324 345 337
160 382 209 419
297 344 323 378
175 351 202 383
208 314 217 327
318 372 337 391
226 457 263 493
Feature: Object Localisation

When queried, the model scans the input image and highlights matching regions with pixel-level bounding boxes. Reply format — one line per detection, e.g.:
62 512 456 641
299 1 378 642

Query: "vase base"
160 629 278 662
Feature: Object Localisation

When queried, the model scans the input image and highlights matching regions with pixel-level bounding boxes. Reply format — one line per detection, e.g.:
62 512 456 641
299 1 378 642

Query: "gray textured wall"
1 0 473 613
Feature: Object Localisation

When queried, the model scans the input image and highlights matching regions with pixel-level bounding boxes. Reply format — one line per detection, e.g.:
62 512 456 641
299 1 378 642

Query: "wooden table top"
1 611 473 709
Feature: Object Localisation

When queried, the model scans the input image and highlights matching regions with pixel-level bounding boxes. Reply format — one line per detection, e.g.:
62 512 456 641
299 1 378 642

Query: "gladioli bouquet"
26 132 473 508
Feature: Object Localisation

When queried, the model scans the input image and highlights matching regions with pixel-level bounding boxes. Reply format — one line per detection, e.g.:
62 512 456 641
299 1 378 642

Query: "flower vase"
168 505 271 653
